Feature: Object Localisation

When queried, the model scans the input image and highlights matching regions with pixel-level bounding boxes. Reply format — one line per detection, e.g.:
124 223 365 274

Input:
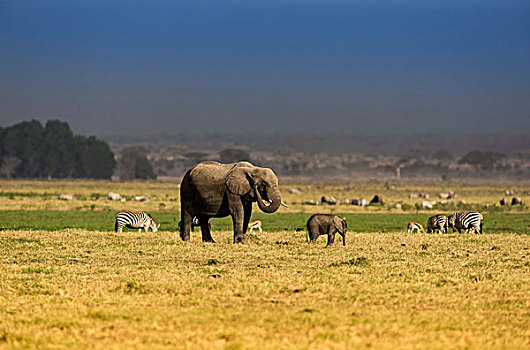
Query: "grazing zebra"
407 221 425 233
426 214 448 233
115 211 159 233
248 220 262 233
178 217 211 232
447 211 483 234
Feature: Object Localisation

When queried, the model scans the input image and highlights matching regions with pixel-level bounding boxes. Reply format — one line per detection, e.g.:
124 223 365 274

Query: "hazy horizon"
1 0 529 135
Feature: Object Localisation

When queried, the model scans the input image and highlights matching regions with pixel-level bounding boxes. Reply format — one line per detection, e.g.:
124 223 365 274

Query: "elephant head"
225 165 283 213
333 216 347 235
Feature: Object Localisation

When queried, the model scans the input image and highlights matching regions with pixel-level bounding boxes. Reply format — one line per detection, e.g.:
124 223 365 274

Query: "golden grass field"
0 180 529 349
1 229 529 349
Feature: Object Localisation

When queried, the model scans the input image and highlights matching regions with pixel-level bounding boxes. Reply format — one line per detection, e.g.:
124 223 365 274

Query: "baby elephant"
306 214 347 247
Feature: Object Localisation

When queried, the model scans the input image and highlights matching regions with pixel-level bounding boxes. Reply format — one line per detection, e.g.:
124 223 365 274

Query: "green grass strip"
0 210 527 234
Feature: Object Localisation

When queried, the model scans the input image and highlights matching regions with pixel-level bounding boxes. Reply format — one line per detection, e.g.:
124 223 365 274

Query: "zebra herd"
412 211 484 234
114 210 484 238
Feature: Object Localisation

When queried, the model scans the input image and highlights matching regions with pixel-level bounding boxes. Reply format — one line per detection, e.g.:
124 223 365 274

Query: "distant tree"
459 150 506 170
0 119 116 179
116 146 156 180
219 148 250 163
78 136 116 179
183 151 210 163
275 147 295 157
0 155 21 178
1 120 45 177
433 149 455 162
135 155 156 179
514 149 530 160
41 120 77 178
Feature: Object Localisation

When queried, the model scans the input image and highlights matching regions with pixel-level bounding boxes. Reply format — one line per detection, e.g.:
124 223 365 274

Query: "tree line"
0 120 116 179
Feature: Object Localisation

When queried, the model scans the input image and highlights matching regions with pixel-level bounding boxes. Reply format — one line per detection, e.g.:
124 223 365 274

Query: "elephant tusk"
281 201 289 208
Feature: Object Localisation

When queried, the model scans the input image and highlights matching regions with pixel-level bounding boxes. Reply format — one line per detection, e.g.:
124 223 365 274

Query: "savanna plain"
0 180 529 349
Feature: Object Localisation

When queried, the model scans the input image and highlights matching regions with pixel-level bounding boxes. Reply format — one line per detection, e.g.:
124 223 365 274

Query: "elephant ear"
333 216 345 234
226 166 254 196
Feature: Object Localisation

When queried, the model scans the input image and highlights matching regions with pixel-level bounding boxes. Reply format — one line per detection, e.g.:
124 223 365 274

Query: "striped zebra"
248 220 262 233
426 214 448 233
447 211 483 234
115 211 160 233
407 221 425 233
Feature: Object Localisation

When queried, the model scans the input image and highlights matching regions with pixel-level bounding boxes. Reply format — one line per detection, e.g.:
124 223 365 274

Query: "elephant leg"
229 200 246 244
242 201 252 235
325 231 336 248
339 232 345 246
198 215 215 243
180 211 192 241
231 214 245 243
307 222 320 244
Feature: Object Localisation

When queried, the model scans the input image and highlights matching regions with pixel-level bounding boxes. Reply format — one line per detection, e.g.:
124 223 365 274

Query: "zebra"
426 214 448 233
115 211 160 233
248 220 262 233
447 211 483 234
407 221 425 233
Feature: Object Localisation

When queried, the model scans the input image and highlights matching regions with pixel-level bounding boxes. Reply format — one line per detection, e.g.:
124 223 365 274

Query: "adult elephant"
179 161 286 243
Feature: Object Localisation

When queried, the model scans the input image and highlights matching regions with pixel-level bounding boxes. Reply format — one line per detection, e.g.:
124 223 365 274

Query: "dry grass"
1 229 529 349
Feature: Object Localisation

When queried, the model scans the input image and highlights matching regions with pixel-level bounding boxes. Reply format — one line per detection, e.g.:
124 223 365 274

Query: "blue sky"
1 0 529 135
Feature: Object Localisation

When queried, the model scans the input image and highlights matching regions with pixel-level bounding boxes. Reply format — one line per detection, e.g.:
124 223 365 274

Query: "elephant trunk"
255 186 281 214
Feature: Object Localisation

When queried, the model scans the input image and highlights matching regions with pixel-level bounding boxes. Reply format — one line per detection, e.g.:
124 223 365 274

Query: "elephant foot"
233 235 245 244
202 237 216 243
179 232 190 242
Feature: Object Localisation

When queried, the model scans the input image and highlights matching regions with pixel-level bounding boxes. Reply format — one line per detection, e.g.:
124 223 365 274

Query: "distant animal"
370 195 383 205
426 214 448 233
115 211 159 233
499 198 507 206
321 196 338 205
407 222 425 233
248 220 262 232
511 197 522 205
108 192 123 201
351 198 368 206
447 211 483 234
421 200 436 209
306 214 347 247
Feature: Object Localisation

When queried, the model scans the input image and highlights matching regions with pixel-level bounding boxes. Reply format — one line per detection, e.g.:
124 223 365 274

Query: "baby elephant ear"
226 166 253 196
333 216 344 233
